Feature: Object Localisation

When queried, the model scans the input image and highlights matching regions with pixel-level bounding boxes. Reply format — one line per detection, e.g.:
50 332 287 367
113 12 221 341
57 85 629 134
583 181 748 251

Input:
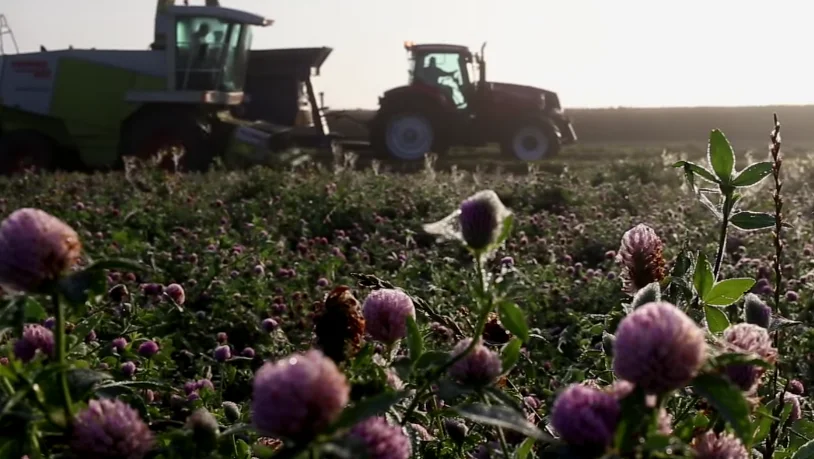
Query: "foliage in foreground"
0 118 813 458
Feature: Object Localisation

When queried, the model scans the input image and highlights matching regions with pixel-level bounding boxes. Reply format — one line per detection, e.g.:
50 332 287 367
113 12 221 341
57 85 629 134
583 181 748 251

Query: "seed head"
613 301 706 394
0 208 82 293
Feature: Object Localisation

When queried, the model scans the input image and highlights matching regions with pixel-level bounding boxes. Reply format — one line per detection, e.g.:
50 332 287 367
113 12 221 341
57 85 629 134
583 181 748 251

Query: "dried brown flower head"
313 286 365 363
482 312 512 344
617 224 666 293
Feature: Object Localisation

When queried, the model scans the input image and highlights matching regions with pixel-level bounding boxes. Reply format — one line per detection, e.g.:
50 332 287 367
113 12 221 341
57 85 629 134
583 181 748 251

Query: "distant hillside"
326 105 814 150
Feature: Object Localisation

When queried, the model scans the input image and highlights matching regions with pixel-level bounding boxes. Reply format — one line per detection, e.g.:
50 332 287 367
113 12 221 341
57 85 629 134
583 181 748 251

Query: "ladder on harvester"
0 14 19 55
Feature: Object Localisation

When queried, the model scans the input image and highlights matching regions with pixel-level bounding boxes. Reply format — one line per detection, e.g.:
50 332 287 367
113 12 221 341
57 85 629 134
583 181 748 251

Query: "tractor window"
175 17 250 92
415 52 468 109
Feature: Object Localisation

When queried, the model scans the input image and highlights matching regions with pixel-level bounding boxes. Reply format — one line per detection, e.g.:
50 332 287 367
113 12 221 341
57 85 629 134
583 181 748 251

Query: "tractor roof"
165 5 273 26
408 43 471 55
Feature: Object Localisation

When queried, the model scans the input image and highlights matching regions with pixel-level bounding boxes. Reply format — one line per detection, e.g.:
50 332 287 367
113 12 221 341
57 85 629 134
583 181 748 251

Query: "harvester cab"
0 0 279 175
146 0 272 104
371 41 577 163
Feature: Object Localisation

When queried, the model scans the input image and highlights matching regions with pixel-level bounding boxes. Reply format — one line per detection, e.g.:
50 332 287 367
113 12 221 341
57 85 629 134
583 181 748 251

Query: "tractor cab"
404 42 479 110
135 0 272 106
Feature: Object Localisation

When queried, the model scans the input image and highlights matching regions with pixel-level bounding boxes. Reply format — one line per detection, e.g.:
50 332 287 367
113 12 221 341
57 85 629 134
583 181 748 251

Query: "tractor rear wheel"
501 120 561 161
371 109 447 161
120 111 214 173
0 130 56 176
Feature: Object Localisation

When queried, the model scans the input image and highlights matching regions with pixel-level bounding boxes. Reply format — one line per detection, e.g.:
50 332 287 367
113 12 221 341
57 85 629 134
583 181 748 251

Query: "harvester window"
174 16 249 92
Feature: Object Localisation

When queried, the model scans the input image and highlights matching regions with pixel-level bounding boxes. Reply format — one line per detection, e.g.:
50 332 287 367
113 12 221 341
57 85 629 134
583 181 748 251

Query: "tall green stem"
53 293 73 422
401 254 493 426
712 191 733 281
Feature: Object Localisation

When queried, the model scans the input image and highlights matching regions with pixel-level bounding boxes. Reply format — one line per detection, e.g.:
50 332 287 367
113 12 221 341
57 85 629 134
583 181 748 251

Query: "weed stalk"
764 113 786 459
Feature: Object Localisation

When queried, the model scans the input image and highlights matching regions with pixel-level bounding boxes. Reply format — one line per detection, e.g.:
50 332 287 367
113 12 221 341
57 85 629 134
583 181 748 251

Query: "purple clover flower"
137 340 159 358
362 288 415 345
251 349 349 440
70 398 155 459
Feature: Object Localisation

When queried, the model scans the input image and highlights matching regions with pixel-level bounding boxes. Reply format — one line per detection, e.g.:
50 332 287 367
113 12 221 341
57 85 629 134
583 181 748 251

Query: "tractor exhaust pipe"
478 41 487 82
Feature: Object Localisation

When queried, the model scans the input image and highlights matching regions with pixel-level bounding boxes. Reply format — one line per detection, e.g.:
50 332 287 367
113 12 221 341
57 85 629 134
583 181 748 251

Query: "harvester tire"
501 119 561 162
0 130 56 176
121 112 214 173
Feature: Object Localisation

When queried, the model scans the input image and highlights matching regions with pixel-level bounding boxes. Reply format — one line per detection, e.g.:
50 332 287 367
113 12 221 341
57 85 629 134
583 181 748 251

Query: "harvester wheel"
371 108 447 161
501 120 561 162
0 130 55 176
121 112 214 173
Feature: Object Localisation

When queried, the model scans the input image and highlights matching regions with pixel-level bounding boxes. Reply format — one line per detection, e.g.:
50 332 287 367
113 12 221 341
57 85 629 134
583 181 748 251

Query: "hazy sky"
4 0 814 109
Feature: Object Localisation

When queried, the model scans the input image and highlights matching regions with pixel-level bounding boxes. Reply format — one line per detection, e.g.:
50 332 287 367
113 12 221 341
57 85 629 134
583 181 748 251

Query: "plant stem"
53 293 73 422
0 377 14 395
481 393 511 459
27 426 42 459
712 192 733 281
764 113 785 459
400 303 493 426
400 254 494 426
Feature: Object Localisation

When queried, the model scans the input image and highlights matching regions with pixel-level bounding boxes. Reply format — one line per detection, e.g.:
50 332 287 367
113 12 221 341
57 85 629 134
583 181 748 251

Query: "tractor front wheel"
501 121 561 162
120 111 214 173
0 130 56 176
372 110 447 161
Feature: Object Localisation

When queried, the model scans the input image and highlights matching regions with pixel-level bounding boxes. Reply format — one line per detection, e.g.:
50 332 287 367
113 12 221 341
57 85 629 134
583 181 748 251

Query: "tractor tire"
501 119 561 162
120 111 214 173
371 107 448 162
0 130 56 176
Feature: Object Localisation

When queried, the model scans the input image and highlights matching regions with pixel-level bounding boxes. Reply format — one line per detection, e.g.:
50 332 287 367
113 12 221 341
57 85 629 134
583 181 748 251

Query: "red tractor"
370 42 577 162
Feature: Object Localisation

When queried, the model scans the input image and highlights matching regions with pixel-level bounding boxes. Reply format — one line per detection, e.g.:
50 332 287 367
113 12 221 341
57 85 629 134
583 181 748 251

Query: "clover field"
1 133 814 459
